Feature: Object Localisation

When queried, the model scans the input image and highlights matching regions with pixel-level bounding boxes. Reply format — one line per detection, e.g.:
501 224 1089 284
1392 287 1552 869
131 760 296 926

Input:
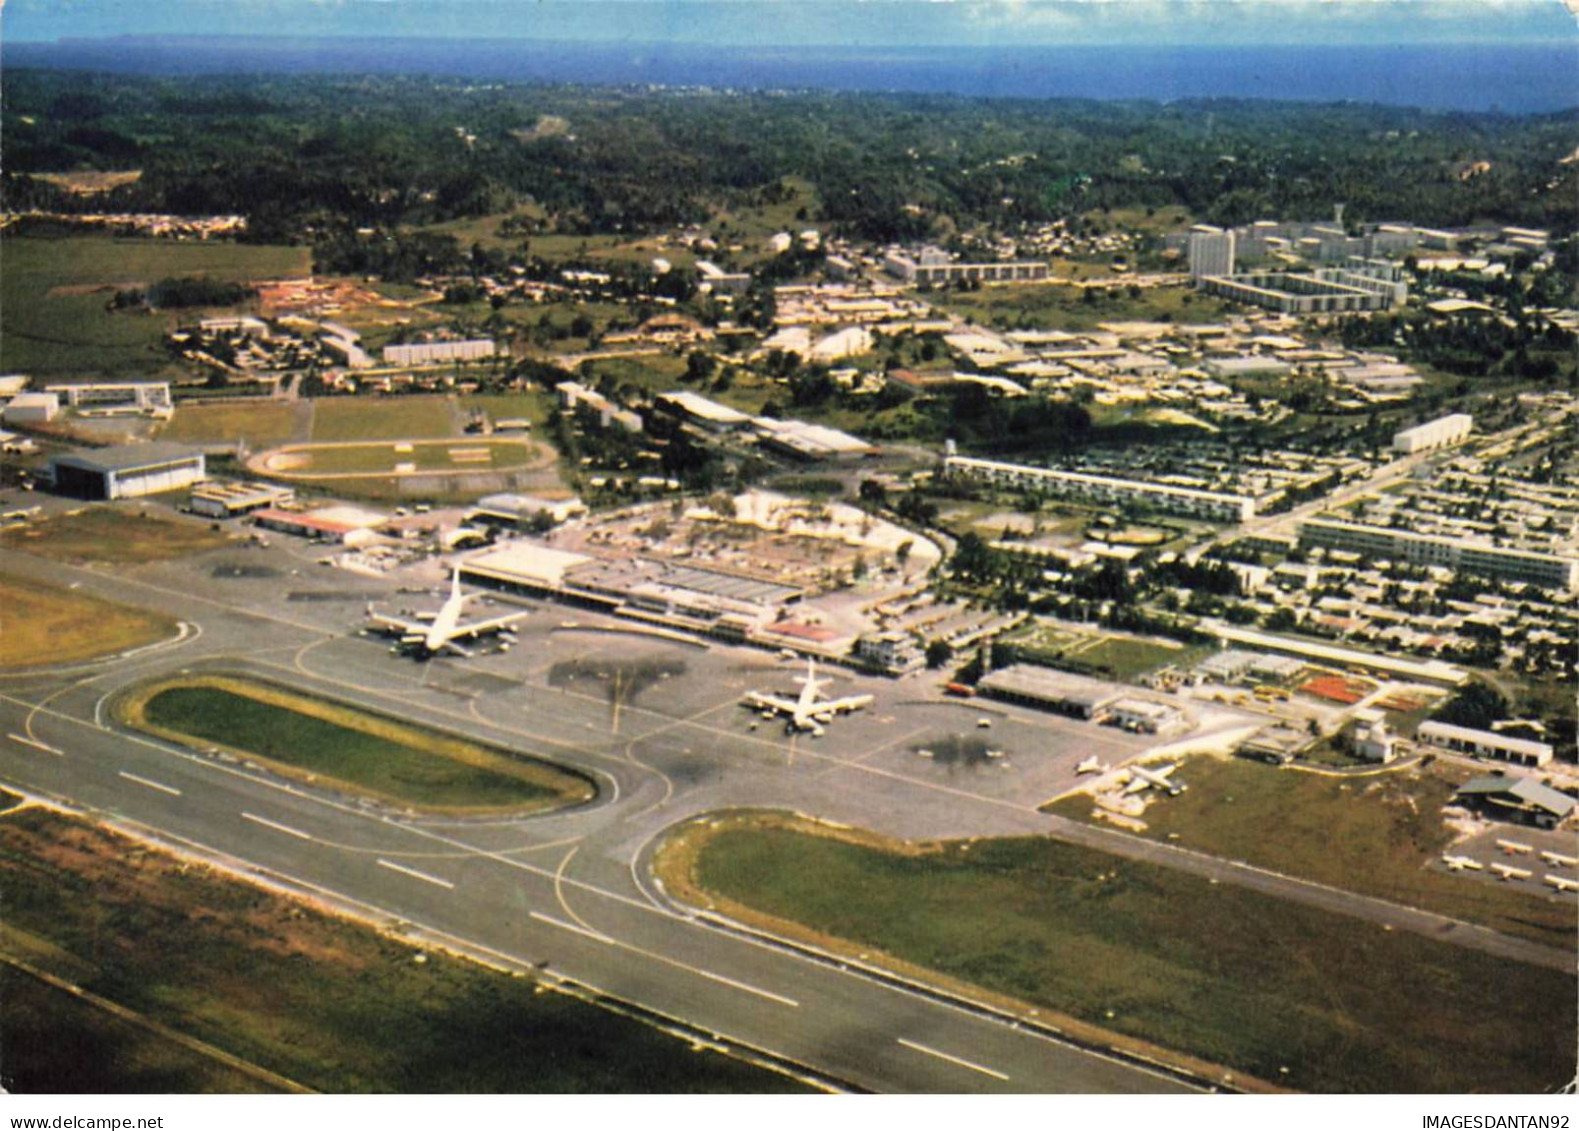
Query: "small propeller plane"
742 657 874 736
366 572 526 658
1122 762 1187 797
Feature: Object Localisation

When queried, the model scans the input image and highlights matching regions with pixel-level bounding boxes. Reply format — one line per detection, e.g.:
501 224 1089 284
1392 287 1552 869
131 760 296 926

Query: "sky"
4 0 1577 48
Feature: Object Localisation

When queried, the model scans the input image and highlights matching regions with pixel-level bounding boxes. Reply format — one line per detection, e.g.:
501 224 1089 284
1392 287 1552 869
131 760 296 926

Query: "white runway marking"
241 811 314 841
8 733 62 756
376 858 455 889
117 770 182 797
897 1038 1009 1081
530 910 612 944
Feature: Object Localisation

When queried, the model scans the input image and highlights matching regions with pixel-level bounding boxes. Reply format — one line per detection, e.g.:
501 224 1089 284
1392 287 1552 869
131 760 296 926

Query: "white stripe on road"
241 811 313 841
376 858 455 890
897 1038 1010 1082
8 733 62 756
117 770 182 796
530 910 613 944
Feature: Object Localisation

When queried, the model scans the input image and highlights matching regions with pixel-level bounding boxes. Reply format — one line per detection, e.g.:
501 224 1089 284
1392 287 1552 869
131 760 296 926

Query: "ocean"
3 38 1574 113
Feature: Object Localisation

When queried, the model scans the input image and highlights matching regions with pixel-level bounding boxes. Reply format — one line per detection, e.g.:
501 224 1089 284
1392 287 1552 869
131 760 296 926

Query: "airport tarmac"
1 533 1572 1093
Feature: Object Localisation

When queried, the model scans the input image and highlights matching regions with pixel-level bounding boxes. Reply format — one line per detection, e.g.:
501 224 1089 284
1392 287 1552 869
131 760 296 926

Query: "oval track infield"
248 437 545 481
120 674 594 814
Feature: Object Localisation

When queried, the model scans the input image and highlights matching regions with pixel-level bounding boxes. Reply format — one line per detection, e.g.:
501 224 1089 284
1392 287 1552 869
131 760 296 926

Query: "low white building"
1393 413 1472 455
3 392 60 426
1417 721 1552 768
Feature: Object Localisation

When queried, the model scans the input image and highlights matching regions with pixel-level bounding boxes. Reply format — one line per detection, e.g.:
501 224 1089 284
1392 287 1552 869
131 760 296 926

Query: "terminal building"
976 664 1124 719
49 443 205 501
1297 518 1579 590
1417 721 1553 768
43 380 173 416
945 455 1256 523
1392 413 1473 455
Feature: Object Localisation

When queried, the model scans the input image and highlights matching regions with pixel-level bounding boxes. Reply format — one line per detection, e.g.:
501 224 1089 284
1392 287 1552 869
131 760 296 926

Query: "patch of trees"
112 276 255 309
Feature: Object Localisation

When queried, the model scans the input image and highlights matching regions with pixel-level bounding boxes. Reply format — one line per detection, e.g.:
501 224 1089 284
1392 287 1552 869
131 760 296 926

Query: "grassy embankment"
0 507 237 564
1046 757 1578 947
0 810 809 1093
0 236 309 375
0 576 177 668
657 812 1576 1095
123 676 594 814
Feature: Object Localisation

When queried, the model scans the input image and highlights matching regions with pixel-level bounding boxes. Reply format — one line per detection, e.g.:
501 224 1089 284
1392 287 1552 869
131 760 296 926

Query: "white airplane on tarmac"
1075 756 1106 775
366 572 526 658
1123 762 1187 797
743 657 874 737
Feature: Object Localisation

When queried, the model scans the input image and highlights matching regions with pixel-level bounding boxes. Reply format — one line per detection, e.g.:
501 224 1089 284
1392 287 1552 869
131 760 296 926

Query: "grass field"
310 396 461 441
269 438 534 476
661 813 1576 1094
1046 758 1577 947
1067 635 1200 680
128 676 593 813
0 577 176 669
577 353 691 396
0 507 237 564
0 810 808 1094
1 237 310 375
934 283 1240 334
159 402 302 448
460 391 554 429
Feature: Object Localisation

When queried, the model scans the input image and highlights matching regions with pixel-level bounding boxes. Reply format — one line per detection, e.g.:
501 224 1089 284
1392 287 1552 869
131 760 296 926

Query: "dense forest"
3 70 1576 245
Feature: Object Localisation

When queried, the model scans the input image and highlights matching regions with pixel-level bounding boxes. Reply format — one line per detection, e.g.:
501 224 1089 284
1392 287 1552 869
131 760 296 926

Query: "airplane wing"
1122 777 1152 796
450 610 528 639
744 692 799 714
819 694 875 715
367 612 426 637
438 640 475 658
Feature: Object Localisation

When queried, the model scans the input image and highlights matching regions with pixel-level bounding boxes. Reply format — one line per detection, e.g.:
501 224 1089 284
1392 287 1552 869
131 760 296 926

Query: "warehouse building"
656 390 753 432
751 417 873 461
49 443 205 501
189 480 295 519
1392 413 1473 454
976 664 1123 719
1453 775 1574 829
2 392 60 426
946 455 1256 523
884 246 1048 286
1417 721 1553 768
1297 518 1579 590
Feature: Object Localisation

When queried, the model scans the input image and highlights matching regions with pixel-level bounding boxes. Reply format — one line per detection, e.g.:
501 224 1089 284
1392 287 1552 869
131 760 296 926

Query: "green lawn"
0 810 808 1094
676 816 1575 1094
934 283 1240 334
136 681 591 812
460 391 553 429
0 508 237 565
1069 635 1201 680
0 237 310 375
309 396 460 441
1047 758 1576 947
159 402 301 447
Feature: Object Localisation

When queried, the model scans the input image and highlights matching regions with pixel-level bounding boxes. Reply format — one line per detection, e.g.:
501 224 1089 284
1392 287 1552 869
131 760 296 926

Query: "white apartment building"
1187 225 1236 281
945 455 1256 522
382 339 496 367
1298 518 1579 590
1393 413 1473 455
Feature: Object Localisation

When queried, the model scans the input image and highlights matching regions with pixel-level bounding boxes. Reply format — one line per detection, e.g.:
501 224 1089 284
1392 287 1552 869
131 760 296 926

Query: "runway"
1 539 1569 1093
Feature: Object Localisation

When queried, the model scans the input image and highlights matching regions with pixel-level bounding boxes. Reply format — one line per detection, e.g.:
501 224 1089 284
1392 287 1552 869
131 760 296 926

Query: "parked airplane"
366 572 526 658
1441 854 1484 872
1539 850 1579 869
1075 756 1106 775
1489 862 1533 882
742 658 874 736
1495 838 1535 855
1542 874 1579 893
1123 762 1187 797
